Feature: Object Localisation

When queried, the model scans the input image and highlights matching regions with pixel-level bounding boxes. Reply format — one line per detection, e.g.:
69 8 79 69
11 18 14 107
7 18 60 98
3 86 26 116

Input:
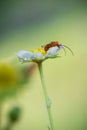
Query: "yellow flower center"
30 48 46 55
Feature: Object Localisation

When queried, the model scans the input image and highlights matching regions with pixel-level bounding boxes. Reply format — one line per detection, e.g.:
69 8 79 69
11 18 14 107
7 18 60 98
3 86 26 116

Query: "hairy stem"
0 102 2 130
38 62 54 130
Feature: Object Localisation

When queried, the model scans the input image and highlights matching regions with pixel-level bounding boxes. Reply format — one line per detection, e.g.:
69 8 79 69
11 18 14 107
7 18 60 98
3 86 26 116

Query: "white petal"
46 46 59 57
16 50 33 61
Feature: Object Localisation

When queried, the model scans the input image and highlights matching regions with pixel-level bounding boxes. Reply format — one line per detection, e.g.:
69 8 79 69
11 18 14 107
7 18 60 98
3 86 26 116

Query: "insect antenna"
64 45 74 55
62 47 66 56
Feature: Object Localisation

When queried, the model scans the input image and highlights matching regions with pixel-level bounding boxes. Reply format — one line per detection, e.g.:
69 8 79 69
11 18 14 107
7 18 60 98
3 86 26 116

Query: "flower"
16 41 74 130
16 41 64 63
0 58 36 101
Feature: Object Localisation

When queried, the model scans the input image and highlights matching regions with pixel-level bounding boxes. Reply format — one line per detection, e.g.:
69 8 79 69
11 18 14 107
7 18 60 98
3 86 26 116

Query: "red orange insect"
43 41 74 55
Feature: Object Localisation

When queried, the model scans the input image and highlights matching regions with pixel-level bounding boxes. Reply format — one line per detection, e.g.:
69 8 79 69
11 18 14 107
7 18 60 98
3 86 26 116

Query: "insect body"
43 41 74 55
44 41 61 51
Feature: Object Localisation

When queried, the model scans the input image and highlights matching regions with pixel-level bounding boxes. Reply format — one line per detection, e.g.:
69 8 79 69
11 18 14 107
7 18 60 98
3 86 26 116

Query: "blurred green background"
0 0 87 130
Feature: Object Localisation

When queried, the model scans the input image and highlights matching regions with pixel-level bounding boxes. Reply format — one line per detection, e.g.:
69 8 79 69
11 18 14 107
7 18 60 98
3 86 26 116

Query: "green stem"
0 102 2 130
38 62 54 130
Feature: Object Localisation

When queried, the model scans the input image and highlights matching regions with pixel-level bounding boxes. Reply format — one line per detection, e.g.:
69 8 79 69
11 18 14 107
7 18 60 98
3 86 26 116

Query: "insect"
43 41 74 55
44 41 60 51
